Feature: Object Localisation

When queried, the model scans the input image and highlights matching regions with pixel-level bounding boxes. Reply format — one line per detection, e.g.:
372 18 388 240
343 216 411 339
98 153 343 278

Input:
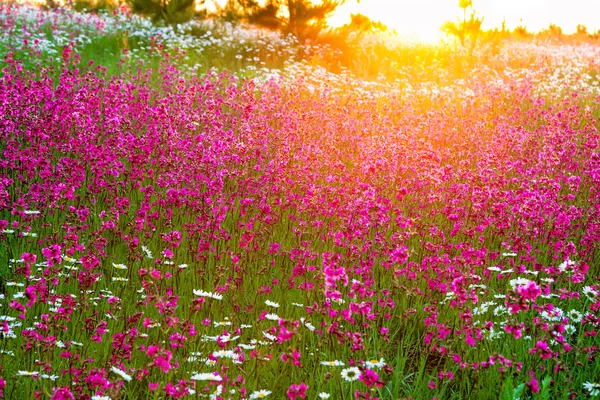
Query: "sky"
329 0 600 41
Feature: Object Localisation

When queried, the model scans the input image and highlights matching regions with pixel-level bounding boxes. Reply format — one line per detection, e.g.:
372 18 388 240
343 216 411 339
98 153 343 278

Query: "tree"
441 0 483 50
128 0 204 25
576 24 588 36
235 0 348 42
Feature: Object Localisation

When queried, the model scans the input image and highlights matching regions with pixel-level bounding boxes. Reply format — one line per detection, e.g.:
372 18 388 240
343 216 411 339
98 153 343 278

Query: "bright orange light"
329 0 600 42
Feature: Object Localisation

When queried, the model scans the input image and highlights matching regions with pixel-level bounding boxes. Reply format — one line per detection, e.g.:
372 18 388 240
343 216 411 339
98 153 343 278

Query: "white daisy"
320 360 344 367
558 259 576 272
110 366 132 382
564 324 576 335
193 289 223 300
583 382 600 397
341 367 361 382
265 300 280 308
509 277 533 289
17 371 40 377
112 263 127 270
567 309 583 323
212 350 237 359
365 358 386 369
191 372 222 381
249 389 272 399
540 307 564 322
582 286 599 302
318 393 330 399
141 246 153 259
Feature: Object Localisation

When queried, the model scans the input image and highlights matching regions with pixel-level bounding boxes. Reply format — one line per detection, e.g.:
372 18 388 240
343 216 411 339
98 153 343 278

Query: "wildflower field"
1 3 600 400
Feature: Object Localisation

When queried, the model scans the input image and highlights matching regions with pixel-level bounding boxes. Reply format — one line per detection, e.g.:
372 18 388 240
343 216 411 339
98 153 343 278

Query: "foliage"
127 0 201 25
441 0 483 52
235 0 345 41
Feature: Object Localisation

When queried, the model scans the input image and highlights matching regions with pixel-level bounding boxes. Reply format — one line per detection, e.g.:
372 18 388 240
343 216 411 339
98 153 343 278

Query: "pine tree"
236 0 346 42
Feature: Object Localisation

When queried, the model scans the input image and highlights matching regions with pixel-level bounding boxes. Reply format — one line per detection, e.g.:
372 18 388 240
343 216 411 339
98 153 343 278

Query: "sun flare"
329 0 600 42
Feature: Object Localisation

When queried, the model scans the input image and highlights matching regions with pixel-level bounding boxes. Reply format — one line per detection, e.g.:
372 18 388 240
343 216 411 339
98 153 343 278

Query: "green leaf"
539 376 552 400
513 383 525 400
500 377 514 400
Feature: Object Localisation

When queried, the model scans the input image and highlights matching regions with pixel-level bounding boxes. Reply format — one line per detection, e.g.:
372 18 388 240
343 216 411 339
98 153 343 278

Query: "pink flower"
50 386 74 400
42 244 62 267
465 334 476 346
22 252 36 264
360 369 384 388
529 376 540 393
286 382 308 399
517 281 541 301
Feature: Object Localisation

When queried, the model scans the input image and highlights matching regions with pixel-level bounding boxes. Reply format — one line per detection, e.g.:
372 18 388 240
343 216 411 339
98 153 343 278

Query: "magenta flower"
517 281 542 301
287 382 308 399
41 244 62 267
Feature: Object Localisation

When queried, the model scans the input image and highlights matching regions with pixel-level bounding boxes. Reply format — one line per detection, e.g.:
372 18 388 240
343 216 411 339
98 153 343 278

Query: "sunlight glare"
330 0 600 42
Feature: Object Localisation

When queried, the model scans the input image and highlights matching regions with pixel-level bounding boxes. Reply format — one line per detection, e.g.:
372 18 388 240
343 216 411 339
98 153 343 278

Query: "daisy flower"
365 358 386 369
509 277 533 289
582 286 599 302
583 382 600 397
249 389 272 399
112 263 127 270
110 366 132 382
212 350 237 359
540 307 564 322
17 371 40 377
193 290 223 300
567 309 583 323
341 367 361 382
564 324 576 335
265 313 280 321
190 372 222 381
209 385 224 400
265 300 280 308
141 246 153 259
318 393 331 399
320 360 344 367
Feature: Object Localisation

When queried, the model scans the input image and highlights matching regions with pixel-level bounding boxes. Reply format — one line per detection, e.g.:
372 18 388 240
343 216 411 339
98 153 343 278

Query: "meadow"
1 3 600 399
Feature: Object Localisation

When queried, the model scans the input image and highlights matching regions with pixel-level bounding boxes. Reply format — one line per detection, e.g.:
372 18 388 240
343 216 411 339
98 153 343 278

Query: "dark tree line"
127 0 354 41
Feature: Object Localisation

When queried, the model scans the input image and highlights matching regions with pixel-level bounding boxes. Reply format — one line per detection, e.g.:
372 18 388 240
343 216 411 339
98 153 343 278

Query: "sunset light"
330 0 600 42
